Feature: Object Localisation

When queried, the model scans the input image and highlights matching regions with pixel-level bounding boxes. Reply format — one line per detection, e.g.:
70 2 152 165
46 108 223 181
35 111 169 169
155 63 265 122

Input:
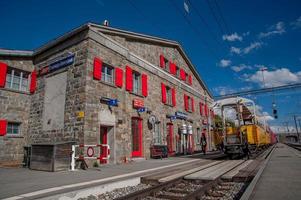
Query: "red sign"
133 99 144 108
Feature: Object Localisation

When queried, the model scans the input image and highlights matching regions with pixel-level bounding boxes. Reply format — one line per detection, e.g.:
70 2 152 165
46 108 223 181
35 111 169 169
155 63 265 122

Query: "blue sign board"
49 54 75 72
108 99 118 107
137 107 146 113
170 116 177 120
175 111 187 119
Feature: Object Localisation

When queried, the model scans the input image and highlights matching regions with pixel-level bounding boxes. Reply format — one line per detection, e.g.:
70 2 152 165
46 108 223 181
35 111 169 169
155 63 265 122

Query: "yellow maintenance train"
213 97 275 157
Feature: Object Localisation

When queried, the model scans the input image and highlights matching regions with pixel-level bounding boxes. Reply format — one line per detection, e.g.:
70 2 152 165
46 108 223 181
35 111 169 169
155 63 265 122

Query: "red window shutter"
171 88 176 107
188 75 192 85
93 57 102 80
169 62 176 75
125 65 133 91
141 74 148 97
180 69 186 81
0 62 8 87
0 119 7 136
191 97 194 112
161 83 166 103
205 104 208 117
115 67 123 88
160 54 165 68
184 94 188 111
29 70 37 94
200 102 203 116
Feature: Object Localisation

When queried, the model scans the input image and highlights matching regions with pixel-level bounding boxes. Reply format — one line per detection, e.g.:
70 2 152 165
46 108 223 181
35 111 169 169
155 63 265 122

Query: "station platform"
248 143 301 200
0 156 213 200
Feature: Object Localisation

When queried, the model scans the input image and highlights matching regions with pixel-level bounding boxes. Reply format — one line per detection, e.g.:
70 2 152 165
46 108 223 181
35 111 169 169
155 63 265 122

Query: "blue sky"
0 0 301 132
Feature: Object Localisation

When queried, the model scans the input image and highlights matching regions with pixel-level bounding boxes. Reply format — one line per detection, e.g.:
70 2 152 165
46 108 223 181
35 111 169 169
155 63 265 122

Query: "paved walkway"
0 156 209 199
250 143 301 200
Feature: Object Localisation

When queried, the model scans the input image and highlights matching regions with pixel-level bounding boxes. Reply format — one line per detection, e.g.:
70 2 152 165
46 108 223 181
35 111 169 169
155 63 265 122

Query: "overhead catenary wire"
168 0 222 61
206 0 229 36
188 0 230 51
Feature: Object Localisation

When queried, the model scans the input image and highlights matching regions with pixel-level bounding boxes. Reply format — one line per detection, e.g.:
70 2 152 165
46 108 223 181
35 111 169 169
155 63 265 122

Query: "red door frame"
131 117 143 157
100 126 108 164
167 123 174 155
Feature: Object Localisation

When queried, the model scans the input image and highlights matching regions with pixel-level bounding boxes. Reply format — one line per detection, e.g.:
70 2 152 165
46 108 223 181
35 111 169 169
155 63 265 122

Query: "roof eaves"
0 49 33 57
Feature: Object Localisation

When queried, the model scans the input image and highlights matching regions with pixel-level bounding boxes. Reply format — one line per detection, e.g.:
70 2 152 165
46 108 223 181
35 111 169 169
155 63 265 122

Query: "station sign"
39 53 75 75
100 97 118 107
137 107 146 113
133 99 144 109
175 111 187 120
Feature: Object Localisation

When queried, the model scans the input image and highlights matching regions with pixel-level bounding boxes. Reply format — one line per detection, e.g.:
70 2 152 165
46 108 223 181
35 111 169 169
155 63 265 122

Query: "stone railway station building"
0 23 214 167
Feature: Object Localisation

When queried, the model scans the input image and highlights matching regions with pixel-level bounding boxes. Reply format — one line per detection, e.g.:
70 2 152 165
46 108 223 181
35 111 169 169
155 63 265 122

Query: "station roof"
0 22 212 98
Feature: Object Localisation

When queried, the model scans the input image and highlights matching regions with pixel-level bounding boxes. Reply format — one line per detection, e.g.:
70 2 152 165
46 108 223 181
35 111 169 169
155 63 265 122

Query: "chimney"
103 20 109 27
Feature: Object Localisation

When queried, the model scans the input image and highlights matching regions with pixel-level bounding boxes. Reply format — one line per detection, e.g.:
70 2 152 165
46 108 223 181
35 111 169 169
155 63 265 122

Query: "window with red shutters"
169 62 176 75
161 83 167 103
0 119 7 136
171 88 176 107
141 74 148 97
184 94 189 111
115 67 123 88
188 75 192 85
93 57 102 80
126 66 133 91
160 55 166 68
0 62 8 87
191 97 194 112
200 102 203 116
180 69 186 81
29 70 37 94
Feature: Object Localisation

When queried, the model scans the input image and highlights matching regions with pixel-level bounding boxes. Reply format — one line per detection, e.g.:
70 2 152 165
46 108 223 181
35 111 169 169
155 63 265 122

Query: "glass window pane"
13 75 20 90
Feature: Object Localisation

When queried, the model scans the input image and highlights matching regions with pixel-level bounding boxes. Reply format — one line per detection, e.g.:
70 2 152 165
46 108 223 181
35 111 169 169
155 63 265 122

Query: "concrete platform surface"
250 143 301 200
0 157 205 199
184 160 244 180
222 160 253 180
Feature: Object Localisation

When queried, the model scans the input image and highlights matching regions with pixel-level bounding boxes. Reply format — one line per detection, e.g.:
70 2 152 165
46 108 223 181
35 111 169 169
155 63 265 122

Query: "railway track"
114 146 274 200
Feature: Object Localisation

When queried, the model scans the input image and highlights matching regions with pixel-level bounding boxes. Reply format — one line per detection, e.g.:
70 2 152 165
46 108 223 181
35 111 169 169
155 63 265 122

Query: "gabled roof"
0 22 212 98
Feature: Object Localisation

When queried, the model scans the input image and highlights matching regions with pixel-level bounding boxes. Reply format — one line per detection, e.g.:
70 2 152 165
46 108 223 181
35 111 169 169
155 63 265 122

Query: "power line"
206 0 228 36
168 0 222 61
214 83 301 99
213 0 232 34
189 0 230 51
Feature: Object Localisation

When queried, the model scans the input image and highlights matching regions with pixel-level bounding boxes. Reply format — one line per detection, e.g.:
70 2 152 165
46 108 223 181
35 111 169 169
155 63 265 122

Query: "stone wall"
29 30 89 145
85 29 213 164
0 56 33 165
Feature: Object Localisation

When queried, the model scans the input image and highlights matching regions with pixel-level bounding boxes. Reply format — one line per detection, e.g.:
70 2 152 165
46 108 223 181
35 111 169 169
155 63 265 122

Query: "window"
101 64 114 84
176 66 180 78
187 96 191 112
164 59 169 72
132 71 141 95
5 68 29 92
166 86 172 106
7 122 20 135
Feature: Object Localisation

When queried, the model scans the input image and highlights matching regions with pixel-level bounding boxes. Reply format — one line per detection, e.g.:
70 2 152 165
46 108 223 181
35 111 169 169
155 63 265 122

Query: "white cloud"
247 68 301 87
291 16 301 29
219 59 231 67
231 64 253 72
243 42 262 54
259 21 286 38
230 42 262 55
213 86 236 95
230 46 241 54
262 112 274 121
222 33 243 42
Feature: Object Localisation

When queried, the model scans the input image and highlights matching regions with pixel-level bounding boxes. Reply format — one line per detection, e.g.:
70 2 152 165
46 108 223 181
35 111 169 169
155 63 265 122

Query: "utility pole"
293 115 300 142
298 119 301 133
